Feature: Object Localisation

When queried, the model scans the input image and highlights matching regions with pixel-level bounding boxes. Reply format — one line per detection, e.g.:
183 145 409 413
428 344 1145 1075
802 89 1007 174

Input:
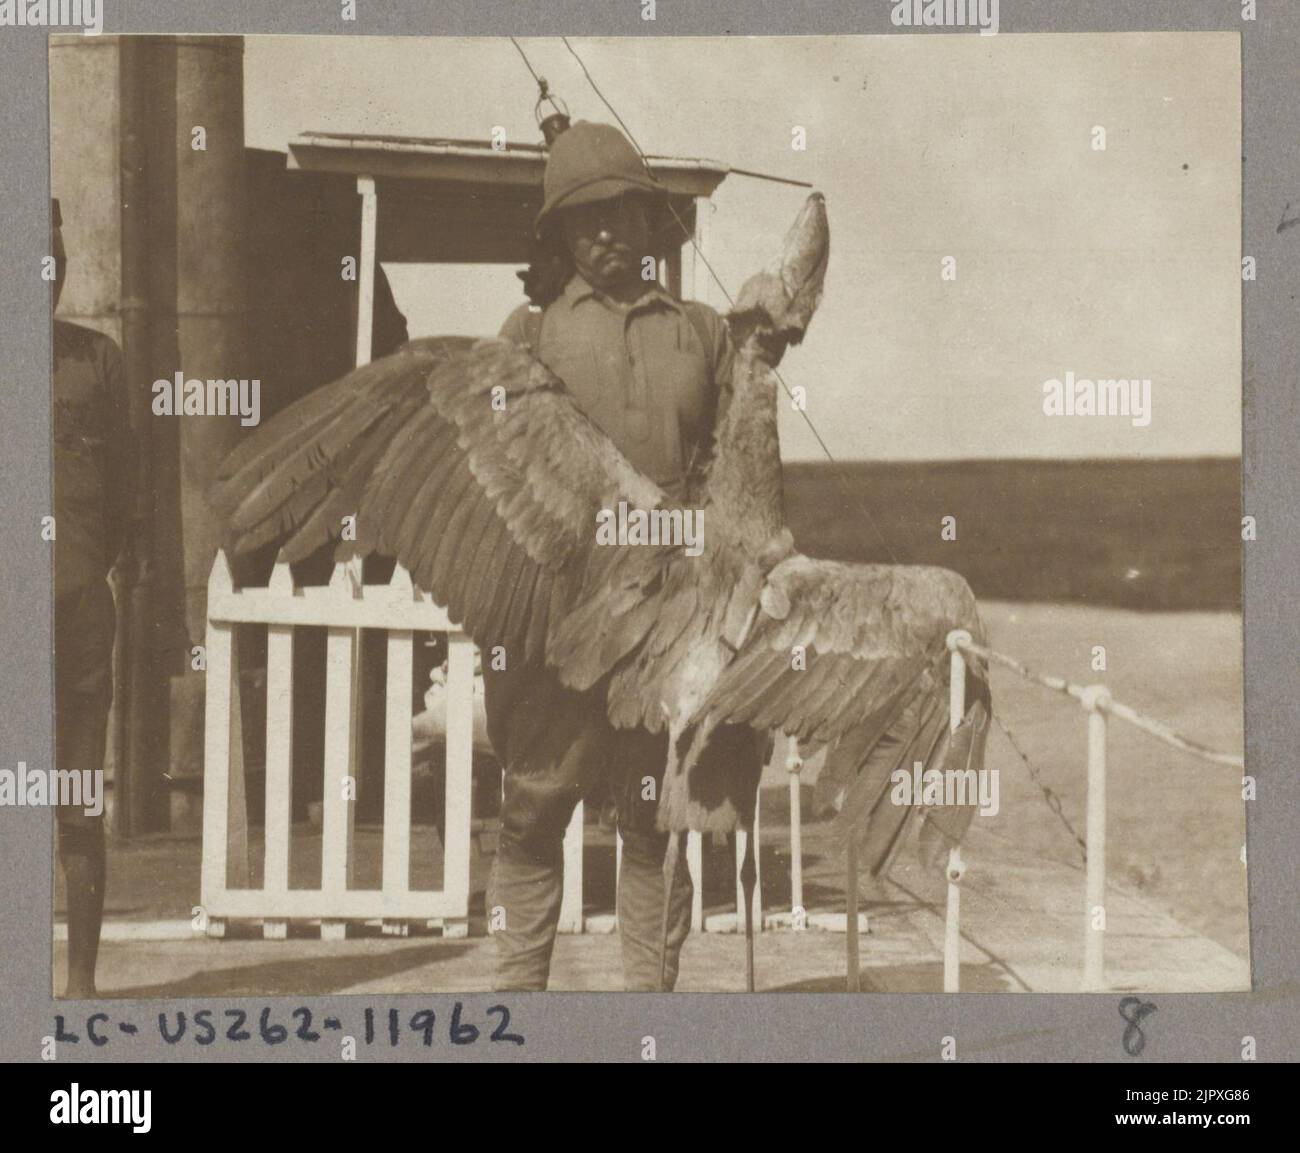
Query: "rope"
953 635 1245 770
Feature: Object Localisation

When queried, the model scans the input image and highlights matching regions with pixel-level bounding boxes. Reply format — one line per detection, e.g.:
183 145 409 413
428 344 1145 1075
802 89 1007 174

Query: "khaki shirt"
499 274 735 492
485 276 735 775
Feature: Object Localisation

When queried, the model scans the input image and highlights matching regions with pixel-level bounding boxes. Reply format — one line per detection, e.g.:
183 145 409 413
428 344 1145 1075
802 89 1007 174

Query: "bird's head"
726 191 829 365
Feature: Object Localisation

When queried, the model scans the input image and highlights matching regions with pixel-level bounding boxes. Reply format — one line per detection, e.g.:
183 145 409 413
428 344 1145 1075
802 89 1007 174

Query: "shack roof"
287 131 729 265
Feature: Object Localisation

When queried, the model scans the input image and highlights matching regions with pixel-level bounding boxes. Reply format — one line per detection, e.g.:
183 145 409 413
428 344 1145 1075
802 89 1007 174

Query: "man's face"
558 193 651 292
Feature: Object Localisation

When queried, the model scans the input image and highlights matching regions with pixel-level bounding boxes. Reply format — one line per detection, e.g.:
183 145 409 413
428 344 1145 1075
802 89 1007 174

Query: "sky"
245 33 1241 461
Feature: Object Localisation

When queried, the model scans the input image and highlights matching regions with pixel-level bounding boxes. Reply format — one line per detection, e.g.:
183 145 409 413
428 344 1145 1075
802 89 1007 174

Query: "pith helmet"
535 120 666 235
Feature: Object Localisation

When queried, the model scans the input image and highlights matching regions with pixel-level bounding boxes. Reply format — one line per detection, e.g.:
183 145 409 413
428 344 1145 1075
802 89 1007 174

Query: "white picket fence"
200 551 475 938
199 550 773 939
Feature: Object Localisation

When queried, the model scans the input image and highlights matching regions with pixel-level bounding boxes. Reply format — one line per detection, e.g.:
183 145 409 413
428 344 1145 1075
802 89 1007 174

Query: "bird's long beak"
772 191 829 339
727 192 829 354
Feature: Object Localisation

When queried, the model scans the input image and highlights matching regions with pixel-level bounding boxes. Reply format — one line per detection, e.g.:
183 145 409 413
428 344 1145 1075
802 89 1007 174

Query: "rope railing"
941 628 1245 993
948 631 1245 769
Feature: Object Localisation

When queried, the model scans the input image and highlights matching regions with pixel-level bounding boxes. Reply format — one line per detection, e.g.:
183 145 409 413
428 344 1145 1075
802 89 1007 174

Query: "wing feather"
694 552 990 874
215 337 684 706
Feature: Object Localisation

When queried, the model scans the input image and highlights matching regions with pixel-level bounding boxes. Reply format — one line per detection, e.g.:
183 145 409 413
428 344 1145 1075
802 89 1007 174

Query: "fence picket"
321 618 357 897
263 563 296 907
382 617 415 897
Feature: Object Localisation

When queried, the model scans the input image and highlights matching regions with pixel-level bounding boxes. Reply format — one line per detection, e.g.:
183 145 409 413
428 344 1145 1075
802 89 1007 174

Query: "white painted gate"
200 551 475 938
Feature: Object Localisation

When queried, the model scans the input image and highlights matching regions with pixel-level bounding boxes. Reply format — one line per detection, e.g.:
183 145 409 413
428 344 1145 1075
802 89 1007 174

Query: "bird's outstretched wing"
213 336 673 675
691 552 991 873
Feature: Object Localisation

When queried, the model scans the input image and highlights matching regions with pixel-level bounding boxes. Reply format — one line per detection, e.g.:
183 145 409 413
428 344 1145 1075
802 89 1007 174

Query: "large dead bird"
213 194 990 989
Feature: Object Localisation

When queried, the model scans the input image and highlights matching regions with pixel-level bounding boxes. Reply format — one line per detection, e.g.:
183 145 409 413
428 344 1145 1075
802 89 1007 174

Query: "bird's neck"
704 340 785 549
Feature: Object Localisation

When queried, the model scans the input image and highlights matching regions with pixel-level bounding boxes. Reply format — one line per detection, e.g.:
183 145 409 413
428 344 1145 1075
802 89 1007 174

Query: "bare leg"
845 832 861 993
59 820 105 999
739 825 758 992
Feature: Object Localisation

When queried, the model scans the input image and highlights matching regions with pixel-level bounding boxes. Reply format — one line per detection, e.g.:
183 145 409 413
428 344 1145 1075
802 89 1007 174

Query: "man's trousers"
486 699 693 992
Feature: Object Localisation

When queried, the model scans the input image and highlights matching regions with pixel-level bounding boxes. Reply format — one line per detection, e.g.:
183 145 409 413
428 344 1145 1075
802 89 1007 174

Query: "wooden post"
355 175 377 368
686 196 711 306
1082 685 1110 991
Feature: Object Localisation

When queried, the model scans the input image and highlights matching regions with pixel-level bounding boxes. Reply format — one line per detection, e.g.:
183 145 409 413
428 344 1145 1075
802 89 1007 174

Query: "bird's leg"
845 831 861 993
740 822 758 992
659 829 682 993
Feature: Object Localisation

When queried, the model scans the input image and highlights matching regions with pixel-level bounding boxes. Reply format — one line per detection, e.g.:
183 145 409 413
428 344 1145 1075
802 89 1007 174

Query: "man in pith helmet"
484 120 767 991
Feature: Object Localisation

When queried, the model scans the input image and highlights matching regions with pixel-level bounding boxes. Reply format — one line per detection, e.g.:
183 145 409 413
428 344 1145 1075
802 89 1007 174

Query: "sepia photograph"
46 29 1246 1001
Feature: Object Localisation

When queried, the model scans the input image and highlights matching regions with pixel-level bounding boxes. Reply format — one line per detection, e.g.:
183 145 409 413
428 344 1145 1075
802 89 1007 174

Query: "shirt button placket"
624 311 651 442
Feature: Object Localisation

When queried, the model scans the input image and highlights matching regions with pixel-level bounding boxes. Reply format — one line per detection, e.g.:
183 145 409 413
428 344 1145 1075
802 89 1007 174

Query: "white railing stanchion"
1081 684 1111 991
944 847 965 991
615 828 623 925
786 737 804 924
943 629 972 992
686 831 704 931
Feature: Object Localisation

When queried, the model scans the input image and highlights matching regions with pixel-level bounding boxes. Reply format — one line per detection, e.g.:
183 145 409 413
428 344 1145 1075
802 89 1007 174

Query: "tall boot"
618 829 693 991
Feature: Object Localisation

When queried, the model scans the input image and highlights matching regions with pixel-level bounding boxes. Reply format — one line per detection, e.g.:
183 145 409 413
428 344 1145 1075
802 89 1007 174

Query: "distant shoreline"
782 457 1241 612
